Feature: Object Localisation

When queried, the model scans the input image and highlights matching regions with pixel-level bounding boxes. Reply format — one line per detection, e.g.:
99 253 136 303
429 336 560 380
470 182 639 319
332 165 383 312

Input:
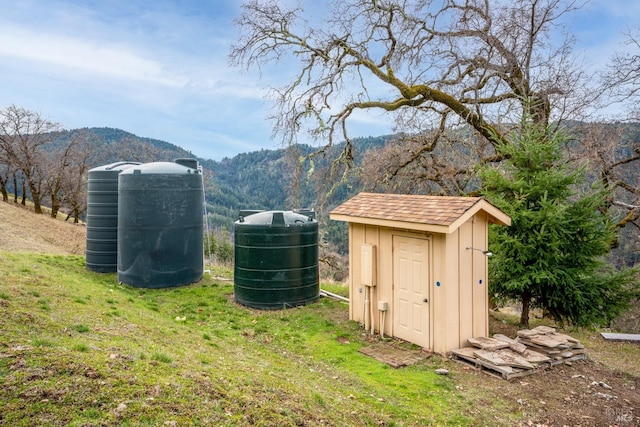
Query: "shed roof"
330 192 511 233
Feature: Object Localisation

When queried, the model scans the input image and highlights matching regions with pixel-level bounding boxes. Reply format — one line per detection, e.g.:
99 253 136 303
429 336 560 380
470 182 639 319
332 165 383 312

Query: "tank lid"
120 161 201 175
238 209 265 219
174 158 199 169
237 210 316 226
88 161 141 173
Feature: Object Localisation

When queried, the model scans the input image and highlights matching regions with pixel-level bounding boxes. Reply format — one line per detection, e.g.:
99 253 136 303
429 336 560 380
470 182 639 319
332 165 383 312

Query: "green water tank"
234 210 319 309
117 160 203 288
85 161 140 273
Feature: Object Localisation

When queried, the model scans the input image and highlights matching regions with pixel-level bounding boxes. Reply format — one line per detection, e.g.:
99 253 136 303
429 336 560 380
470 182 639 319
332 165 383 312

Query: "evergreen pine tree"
480 121 637 328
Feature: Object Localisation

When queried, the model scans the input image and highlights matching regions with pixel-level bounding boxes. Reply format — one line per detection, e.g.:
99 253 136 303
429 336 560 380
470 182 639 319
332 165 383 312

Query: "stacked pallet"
450 326 586 380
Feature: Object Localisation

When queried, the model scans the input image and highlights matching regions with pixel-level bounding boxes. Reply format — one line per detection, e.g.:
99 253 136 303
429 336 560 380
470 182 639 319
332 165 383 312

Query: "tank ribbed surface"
85 161 140 272
117 161 203 288
234 210 319 309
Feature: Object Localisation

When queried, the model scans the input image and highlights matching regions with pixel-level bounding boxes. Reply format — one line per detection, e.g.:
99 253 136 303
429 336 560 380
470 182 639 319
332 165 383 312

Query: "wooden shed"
330 192 511 354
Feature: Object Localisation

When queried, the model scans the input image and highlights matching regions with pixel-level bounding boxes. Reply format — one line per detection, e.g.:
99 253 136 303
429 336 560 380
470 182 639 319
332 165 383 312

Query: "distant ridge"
46 123 638 267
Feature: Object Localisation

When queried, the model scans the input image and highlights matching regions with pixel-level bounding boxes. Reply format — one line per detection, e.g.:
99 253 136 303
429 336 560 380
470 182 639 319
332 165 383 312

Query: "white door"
393 235 430 347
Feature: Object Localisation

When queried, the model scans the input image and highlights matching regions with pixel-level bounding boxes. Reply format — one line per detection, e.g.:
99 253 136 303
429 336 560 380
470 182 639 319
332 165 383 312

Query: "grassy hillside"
0 202 638 426
0 253 476 426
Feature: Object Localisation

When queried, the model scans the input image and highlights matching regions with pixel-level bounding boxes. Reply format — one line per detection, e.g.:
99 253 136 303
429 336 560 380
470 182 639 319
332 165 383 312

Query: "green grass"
73 343 90 352
70 324 90 333
0 252 513 426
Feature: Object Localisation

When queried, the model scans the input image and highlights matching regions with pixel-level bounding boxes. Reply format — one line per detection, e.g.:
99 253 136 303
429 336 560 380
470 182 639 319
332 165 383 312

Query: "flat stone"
493 334 527 354
473 349 509 366
531 326 556 335
468 336 510 350
600 332 640 342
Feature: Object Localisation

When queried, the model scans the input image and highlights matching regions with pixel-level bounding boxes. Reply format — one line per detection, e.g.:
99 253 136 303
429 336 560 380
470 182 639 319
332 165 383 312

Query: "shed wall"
440 212 489 352
472 212 489 339
458 221 473 349
348 223 392 335
347 213 490 354
348 223 432 346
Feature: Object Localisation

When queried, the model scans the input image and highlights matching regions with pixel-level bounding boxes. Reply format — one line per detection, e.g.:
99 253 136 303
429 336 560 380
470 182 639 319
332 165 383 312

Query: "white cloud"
1 0 635 161
0 24 186 87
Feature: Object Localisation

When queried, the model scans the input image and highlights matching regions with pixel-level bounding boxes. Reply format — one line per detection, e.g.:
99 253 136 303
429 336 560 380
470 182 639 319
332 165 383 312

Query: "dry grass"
0 202 86 255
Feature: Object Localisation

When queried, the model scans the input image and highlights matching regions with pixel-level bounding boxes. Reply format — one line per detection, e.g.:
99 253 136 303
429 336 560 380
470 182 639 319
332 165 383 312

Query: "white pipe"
319 289 349 302
362 288 366 329
364 287 370 332
380 310 386 339
369 287 375 335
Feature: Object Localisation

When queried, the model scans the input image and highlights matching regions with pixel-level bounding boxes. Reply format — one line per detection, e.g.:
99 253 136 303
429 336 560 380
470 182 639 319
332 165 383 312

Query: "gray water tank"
234 210 319 309
85 161 140 272
117 160 203 288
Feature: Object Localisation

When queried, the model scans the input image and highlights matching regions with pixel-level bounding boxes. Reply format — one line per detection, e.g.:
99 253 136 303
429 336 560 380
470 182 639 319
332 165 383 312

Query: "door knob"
423 298 429 303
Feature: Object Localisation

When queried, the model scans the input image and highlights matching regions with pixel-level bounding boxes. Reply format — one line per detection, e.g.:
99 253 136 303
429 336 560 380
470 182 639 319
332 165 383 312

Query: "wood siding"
346 212 490 354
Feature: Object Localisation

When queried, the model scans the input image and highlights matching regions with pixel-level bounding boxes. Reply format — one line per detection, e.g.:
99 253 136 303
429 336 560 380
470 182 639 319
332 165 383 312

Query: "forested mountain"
69 127 196 165
45 127 391 235
200 136 394 235
90 122 640 265
10 124 635 266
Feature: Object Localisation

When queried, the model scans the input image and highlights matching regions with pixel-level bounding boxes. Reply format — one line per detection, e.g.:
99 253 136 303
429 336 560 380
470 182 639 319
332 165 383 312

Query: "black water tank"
234 210 319 309
117 161 203 288
85 161 140 272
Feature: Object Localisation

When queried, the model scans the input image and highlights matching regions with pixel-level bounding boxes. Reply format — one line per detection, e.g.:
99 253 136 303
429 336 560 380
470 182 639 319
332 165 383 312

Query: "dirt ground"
458 316 640 427
0 201 86 255
1 200 638 426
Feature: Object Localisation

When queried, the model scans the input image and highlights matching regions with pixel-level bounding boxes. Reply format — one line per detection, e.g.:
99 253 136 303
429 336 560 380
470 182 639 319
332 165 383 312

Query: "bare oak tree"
60 133 92 223
601 29 640 120
231 0 588 170
588 28 640 241
42 133 89 219
0 163 10 202
0 105 61 214
565 122 640 254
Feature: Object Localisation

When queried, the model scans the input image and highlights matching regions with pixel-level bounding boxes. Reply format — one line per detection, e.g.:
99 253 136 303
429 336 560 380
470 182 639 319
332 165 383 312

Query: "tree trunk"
33 200 43 214
13 174 18 204
21 180 26 205
50 194 59 218
0 177 7 202
520 291 532 329
29 185 43 214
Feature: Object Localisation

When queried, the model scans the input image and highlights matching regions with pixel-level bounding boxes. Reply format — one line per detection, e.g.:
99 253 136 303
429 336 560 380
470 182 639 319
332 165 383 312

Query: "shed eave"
446 199 511 232
480 199 511 226
329 213 450 234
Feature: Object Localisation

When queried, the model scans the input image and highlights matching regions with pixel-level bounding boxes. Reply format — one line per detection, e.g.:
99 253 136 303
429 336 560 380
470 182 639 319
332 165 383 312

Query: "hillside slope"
0 201 86 255
0 201 638 426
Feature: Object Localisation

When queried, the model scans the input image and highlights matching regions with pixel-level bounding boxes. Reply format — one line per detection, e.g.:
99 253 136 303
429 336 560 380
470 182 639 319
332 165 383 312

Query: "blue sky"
0 0 637 161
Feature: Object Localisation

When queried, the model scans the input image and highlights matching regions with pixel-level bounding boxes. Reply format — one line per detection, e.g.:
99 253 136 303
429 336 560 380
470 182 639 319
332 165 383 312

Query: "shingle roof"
330 192 510 232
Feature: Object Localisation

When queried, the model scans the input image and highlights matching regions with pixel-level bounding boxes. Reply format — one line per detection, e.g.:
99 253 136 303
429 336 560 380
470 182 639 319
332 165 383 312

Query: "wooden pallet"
450 346 587 380
451 347 532 380
358 343 425 368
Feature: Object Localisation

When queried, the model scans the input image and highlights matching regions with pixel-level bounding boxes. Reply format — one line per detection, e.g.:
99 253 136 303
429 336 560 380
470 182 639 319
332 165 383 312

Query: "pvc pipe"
364 287 370 332
362 288 366 329
370 290 375 335
319 289 349 302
